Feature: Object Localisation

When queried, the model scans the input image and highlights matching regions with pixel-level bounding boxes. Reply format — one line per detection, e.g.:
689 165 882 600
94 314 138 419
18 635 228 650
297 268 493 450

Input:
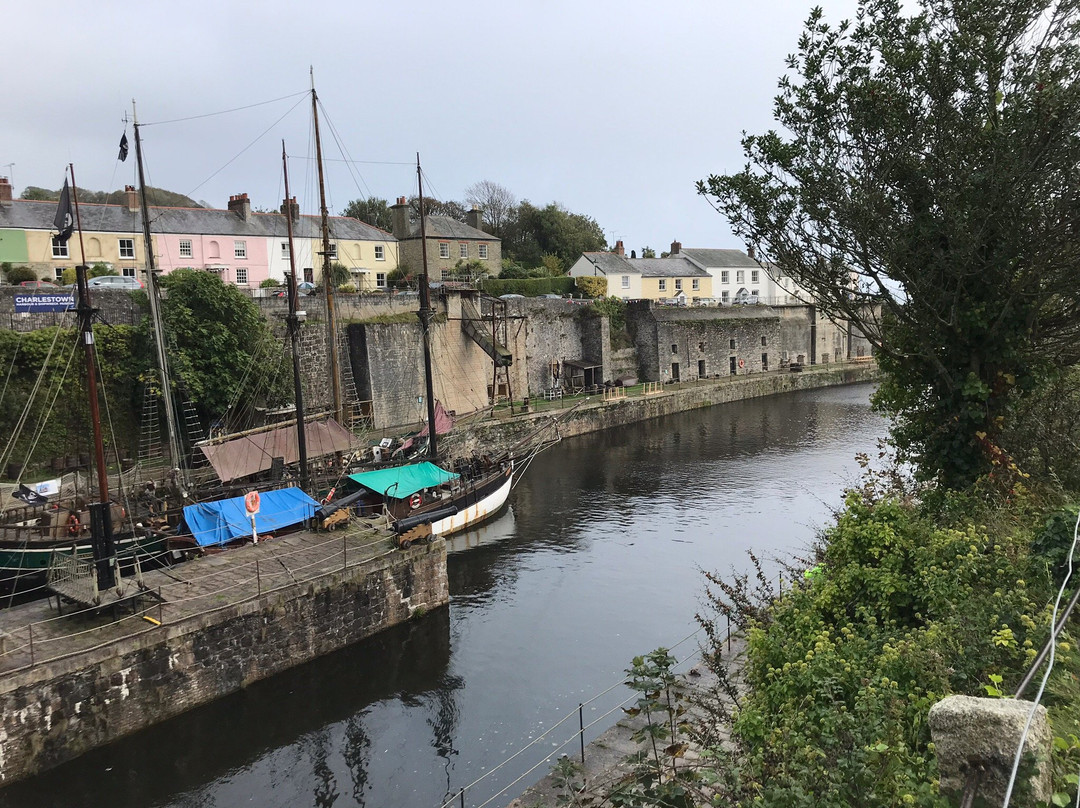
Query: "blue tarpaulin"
348 462 459 499
182 487 320 547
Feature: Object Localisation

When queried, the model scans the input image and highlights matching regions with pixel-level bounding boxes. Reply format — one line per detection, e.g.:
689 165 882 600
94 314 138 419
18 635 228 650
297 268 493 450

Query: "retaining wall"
0 541 448 784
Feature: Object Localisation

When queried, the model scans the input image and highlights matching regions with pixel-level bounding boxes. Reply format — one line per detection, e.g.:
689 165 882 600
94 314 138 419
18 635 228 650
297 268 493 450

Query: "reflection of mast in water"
425 673 465 802
309 728 340 808
343 715 372 806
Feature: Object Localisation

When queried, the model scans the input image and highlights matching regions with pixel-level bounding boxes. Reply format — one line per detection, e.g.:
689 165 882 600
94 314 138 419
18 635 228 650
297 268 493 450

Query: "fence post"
579 702 585 764
28 624 34 666
256 560 261 596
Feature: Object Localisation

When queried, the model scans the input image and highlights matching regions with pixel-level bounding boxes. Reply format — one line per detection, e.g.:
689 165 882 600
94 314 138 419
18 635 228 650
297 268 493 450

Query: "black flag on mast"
53 179 74 244
118 132 129 162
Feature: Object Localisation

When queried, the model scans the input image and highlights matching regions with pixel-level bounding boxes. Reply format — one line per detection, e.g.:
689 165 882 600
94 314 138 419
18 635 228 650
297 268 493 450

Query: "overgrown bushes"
480 276 575 296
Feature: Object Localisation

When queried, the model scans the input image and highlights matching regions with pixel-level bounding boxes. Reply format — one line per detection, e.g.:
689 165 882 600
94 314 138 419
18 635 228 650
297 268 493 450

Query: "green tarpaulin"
348 462 459 499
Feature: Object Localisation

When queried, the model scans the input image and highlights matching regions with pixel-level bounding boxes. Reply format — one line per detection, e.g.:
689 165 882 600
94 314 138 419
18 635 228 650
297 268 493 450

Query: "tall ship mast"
132 101 189 498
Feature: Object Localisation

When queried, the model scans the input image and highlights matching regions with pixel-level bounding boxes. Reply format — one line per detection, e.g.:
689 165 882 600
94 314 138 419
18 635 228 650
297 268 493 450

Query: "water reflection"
3 384 884 808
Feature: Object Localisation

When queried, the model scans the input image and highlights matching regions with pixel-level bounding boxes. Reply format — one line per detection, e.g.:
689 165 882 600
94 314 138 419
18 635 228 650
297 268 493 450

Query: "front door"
671 362 680 382
730 356 737 375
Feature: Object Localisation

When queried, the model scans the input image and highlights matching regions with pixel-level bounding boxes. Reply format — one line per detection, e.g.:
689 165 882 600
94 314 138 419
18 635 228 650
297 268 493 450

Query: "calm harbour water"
2 383 885 808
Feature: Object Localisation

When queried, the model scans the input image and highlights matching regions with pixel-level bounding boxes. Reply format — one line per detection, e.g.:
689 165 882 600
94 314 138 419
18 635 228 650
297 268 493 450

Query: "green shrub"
260 278 281 288
575 275 607 299
337 283 357 294
480 276 575 296
4 265 37 284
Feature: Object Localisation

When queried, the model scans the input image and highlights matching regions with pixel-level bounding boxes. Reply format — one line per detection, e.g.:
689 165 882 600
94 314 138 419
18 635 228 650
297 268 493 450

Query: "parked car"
18 280 59 289
499 293 524 299
88 275 144 290
297 282 317 295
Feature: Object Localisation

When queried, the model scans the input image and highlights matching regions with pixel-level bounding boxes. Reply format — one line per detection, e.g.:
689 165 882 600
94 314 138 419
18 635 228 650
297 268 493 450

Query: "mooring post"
342 533 347 570
579 702 586 764
256 560 261 595
28 623 34 666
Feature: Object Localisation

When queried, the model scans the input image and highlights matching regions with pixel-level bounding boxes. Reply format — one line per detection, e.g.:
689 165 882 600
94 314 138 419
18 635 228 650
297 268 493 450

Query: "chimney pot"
125 185 139 212
747 245 756 260
228 193 252 222
670 240 681 255
0 177 11 206
614 240 625 257
280 197 300 221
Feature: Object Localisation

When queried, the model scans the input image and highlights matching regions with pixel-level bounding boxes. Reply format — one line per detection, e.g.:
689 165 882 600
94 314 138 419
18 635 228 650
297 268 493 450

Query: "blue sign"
14 293 75 313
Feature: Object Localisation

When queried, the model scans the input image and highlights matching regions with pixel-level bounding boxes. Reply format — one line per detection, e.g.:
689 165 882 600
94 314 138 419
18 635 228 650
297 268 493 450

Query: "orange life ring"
244 490 261 514
738 359 745 368
66 513 80 536
409 493 422 509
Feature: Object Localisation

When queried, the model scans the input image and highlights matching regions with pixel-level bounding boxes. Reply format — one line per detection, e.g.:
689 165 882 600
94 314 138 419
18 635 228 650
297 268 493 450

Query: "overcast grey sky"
7 0 859 252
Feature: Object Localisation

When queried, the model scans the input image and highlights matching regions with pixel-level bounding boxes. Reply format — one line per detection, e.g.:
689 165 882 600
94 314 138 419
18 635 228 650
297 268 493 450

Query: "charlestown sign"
14 293 75 313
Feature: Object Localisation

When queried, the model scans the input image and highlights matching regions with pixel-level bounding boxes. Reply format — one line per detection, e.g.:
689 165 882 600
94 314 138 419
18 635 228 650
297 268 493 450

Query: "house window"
692 278 700 291
439 242 450 259
721 290 729 303
621 275 630 288
54 266 64 279
51 237 69 258
375 245 384 260
751 269 759 283
751 289 759 297
376 272 386 287
118 238 135 259
658 279 667 291
304 268 313 283
729 338 736 349
698 342 706 352
761 336 767 346
281 242 290 258
459 243 468 259
179 239 192 258
123 267 135 278
327 243 337 259
478 244 488 259
675 279 683 290
736 270 744 283
671 344 679 354
234 240 247 259
236 267 248 285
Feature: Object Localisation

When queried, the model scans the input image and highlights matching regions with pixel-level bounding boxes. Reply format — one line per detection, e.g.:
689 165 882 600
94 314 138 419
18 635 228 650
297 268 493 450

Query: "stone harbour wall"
0 541 448 785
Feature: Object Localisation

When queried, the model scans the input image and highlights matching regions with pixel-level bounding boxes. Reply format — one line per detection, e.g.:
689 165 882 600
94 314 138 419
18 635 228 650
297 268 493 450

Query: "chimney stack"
0 177 11 206
670 240 681 255
466 205 484 231
125 185 139 212
280 196 300 221
228 192 251 222
391 196 410 239
747 245 756 260
614 240 625 257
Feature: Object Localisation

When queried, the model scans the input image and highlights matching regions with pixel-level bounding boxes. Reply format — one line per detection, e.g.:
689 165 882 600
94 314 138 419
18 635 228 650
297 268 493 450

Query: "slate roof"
578 252 637 275
626 257 710 278
680 248 759 268
398 215 499 242
0 200 395 242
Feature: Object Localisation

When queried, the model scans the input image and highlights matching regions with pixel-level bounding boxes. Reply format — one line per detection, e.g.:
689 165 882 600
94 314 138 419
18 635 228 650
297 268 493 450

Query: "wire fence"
0 521 397 673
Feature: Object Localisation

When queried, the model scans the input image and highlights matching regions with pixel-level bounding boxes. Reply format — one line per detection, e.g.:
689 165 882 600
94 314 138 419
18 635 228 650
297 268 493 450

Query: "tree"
698 0 1080 487
464 180 517 236
408 195 468 223
4 265 36 284
342 197 393 232
503 201 607 268
641 247 656 259
145 269 291 423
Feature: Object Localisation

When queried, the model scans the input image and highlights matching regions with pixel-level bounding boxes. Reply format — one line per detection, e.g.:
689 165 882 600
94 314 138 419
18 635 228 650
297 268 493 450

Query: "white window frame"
621 275 630 289
236 266 248 285
459 243 469 259
123 267 136 278
234 240 247 259
179 239 192 258
51 237 69 258
692 278 700 291
478 244 488 259
720 270 729 283
751 289 759 297
675 279 683 291
736 270 744 283
54 266 64 279
751 269 759 283
327 243 337 260
281 242 290 258
376 272 387 288
118 238 135 259
658 279 667 292
721 290 730 303
374 245 384 261
439 242 450 259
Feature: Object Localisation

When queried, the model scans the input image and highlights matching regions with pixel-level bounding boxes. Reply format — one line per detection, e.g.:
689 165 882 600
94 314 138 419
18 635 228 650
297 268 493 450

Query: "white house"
567 244 642 299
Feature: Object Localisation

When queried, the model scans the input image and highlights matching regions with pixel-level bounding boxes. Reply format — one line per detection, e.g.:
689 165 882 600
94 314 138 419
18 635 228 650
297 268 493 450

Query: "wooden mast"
310 72 344 425
281 141 310 491
416 154 440 460
69 164 116 589
133 101 188 497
